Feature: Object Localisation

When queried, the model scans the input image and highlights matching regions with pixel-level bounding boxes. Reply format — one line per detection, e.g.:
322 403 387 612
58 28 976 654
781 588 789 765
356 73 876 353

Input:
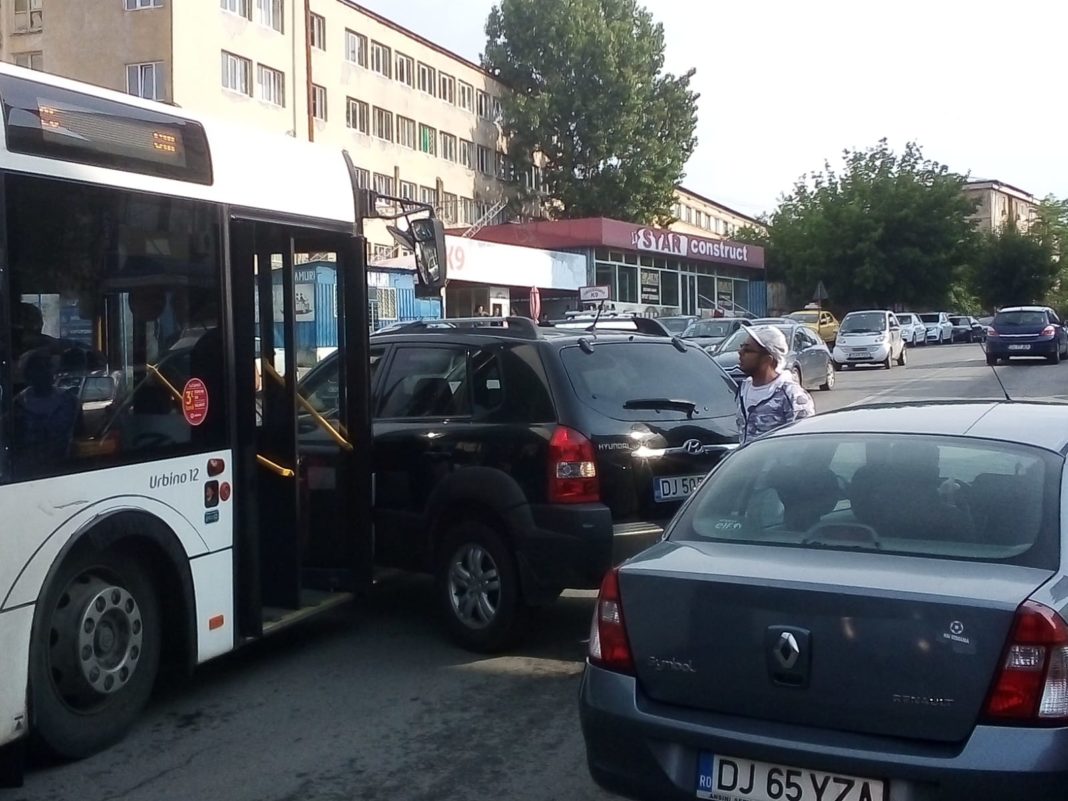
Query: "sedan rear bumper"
986 337 1058 357
580 663 1068 801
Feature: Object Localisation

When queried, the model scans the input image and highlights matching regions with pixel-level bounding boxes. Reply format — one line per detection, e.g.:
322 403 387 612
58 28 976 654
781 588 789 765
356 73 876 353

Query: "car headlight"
873 334 886 343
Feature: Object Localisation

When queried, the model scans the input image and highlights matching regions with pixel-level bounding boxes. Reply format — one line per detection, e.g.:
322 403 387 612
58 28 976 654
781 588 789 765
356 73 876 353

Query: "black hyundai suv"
298 317 739 650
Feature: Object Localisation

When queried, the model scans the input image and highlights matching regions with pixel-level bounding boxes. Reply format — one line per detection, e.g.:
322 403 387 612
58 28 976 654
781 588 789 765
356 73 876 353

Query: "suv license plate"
1008 344 1030 350
696 753 885 801
654 474 705 502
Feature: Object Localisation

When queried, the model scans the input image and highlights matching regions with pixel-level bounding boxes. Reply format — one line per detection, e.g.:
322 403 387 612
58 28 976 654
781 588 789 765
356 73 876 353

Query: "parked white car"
832 309 907 369
896 312 927 347
918 311 953 344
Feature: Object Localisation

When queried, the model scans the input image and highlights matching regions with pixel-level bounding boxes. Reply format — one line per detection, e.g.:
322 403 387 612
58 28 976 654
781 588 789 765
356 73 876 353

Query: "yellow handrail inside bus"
145 363 183 405
260 361 353 452
257 454 296 478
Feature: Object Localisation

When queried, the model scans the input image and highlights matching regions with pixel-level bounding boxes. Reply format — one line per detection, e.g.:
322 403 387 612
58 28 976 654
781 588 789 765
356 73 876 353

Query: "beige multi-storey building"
669 185 764 240
962 179 1038 234
1 0 521 255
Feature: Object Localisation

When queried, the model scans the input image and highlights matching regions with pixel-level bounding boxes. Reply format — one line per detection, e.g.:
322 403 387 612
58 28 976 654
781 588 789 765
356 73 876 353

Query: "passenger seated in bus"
11 348 78 477
12 302 58 387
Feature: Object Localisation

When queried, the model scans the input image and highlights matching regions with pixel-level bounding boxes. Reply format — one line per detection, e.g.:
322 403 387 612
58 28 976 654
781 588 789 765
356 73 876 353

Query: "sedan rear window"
671 433 1060 568
994 311 1048 327
560 341 737 421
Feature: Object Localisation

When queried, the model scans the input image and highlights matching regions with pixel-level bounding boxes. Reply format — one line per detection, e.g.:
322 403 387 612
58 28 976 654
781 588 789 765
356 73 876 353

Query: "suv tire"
436 520 524 652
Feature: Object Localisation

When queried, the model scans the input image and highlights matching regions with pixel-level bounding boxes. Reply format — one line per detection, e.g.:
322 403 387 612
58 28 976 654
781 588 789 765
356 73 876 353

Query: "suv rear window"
671 433 1060 568
560 341 736 421
994 310 1048 327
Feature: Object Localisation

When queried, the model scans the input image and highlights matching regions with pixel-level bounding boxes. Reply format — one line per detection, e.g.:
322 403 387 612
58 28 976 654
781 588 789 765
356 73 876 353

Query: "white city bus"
0 64 444 781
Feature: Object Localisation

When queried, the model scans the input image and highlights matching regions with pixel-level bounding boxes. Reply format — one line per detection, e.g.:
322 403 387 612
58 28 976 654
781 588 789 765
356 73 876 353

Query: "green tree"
757 140 978 311
483 0 699 223
970 222 1058 311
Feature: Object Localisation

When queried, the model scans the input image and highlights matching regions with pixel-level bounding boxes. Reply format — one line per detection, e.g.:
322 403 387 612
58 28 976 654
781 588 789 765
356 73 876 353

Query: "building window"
373 108 393 141
397 116 416 149
420 186 437 208
460 140 473 170
395 53 414 87
419 124 437 156
125 0 162 9
459 197 474 225
476 90 490 119
370 41 391 77
311 84 326 121
399 181 416 200
496 152 510 181
345 30 368 67
353 167 370 189
346 98 369 134
220 0 251 18
458 81 474 112
310 13 325 49
14 0 42 32
438 73 455 104
256 0 283 32
476 145 491 175
373 173 395 197
126 61 165 101
257 65 285 106
15 51 44 72
221 51 252 96
440 132 457 163
492 97 503 122
441 192 458 223
417 62 436 96
372 244 394 260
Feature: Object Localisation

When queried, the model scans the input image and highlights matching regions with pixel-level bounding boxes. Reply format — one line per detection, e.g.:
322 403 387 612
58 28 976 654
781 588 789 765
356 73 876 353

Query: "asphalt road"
13 341 1068 801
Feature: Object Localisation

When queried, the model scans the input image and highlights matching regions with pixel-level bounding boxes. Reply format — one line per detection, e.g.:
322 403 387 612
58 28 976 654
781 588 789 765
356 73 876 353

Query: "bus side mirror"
410 217 447 295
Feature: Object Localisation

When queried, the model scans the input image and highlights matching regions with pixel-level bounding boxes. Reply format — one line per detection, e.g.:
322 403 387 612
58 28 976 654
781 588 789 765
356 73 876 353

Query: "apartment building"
670 186 764 240
1 0 520 256
962 179 1038 234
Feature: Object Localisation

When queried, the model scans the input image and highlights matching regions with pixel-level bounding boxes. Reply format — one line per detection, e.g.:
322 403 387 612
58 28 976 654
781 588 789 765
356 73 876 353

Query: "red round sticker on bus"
182 378 209 427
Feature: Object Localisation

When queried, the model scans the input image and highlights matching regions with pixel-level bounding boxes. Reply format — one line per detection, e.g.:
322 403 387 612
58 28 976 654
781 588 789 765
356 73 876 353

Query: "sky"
356 0 1068 219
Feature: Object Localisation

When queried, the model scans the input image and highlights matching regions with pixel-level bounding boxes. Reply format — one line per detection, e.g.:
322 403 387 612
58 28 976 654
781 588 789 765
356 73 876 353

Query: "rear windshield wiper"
622 398 698 418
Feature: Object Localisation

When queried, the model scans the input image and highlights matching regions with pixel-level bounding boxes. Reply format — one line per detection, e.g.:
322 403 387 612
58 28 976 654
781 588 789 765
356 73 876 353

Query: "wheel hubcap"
447 544 501 630
50 574 143 708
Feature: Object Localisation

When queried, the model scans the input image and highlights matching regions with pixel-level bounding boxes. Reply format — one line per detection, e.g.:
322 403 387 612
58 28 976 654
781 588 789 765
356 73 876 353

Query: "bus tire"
436 520 524 653
30 546 161 759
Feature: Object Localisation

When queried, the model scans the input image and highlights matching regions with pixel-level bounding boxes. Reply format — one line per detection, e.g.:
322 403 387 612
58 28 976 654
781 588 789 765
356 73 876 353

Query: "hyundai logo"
774 632 801 670
683 438 703 455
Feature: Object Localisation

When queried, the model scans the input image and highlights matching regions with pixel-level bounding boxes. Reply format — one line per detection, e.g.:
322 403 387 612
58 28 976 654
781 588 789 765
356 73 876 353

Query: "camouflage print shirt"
736 374 816 445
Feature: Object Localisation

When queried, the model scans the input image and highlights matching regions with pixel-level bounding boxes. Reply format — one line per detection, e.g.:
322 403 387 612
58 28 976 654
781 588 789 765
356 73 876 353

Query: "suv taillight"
548 425 599 503
1042 325 1058 337
588 568 634 674
985 601 1068 722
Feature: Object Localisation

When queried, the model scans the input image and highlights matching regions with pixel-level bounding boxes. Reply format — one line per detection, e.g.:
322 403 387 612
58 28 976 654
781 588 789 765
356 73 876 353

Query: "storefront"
468 218 767 318
375 235 587 320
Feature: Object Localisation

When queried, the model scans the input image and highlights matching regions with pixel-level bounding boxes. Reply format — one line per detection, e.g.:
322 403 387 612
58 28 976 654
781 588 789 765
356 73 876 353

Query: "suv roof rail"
547 316 672 337
372 316 541 339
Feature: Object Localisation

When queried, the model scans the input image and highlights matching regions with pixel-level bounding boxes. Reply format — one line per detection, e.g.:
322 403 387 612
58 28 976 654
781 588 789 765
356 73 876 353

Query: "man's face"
737 335 769 377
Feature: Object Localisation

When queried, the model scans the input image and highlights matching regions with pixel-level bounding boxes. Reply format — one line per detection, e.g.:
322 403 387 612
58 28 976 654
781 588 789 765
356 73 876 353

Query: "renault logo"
774 632 801 670
683 438 703 455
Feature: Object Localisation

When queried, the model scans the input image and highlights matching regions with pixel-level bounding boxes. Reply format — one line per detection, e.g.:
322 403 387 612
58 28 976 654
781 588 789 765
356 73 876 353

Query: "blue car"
581 401 1068 801
985 306 1068 365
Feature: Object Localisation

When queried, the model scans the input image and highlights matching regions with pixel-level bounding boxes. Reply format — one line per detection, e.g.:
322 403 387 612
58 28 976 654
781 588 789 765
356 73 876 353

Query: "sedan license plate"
697 754 885 801
1008 344 1031 351
654 474 705 502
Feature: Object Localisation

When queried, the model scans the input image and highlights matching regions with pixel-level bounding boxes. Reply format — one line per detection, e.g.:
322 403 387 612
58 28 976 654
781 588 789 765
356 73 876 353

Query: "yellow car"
787 309 840 345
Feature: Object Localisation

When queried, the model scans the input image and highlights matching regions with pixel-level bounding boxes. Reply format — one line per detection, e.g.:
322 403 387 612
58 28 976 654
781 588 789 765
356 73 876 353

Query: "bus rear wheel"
30 546 161 759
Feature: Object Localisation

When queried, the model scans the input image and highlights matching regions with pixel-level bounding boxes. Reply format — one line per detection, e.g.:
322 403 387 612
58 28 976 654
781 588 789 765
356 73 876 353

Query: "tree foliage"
759 140 977 311
969 222 1059 311
483 0 699 223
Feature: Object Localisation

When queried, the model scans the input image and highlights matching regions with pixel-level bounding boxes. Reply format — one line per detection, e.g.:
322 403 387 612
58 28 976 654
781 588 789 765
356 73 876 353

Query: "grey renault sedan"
580 401 1068 801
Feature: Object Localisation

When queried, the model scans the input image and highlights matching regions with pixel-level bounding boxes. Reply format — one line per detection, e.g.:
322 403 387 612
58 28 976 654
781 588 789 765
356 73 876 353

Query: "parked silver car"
581 401 1068 801
896 312 927 346
712 323 835 391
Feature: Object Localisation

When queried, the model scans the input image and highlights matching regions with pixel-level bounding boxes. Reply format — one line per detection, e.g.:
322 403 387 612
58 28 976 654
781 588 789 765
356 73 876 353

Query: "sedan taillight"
985 601 1068 723
588 568 634 674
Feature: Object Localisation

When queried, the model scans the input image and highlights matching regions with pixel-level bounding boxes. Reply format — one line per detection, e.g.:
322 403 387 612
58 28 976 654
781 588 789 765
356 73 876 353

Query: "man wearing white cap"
735 325 815 445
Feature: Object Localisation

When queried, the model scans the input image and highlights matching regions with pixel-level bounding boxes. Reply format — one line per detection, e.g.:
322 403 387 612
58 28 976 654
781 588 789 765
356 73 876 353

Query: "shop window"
660 272 680 308
623 252 638 265
608 251 624 263
617 265 638 304
697 276 716 309
594 262 614 295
